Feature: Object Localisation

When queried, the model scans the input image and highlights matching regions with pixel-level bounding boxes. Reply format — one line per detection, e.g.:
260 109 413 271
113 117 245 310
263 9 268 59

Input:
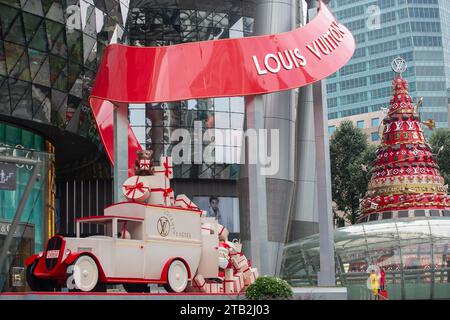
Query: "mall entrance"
0 221 35 292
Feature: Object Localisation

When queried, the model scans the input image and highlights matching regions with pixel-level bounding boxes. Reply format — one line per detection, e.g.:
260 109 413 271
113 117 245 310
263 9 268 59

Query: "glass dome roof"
280 217 450 299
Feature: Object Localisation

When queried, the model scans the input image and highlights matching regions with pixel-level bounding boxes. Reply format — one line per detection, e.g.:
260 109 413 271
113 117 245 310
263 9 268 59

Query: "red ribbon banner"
89 1 355 174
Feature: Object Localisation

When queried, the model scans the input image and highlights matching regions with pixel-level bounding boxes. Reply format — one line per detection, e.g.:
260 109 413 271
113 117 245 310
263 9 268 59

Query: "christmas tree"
360 58 449 221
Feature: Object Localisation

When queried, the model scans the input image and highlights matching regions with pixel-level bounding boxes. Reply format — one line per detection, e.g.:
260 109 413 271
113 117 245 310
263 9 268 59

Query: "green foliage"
330 121 377 224
429 129 450 186
245 276 293 300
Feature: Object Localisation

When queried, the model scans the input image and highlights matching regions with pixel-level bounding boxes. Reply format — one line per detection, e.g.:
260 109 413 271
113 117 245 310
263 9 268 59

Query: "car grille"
45 236 63 271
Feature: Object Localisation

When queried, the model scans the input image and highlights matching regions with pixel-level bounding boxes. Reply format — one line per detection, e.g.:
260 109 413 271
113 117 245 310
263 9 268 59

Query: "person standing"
379 268 386 291
207 196 222 223
206 196 234 232
370 269 380 300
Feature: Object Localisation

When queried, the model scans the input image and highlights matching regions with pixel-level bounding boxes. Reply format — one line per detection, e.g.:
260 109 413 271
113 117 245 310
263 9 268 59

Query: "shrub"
245 275 293 300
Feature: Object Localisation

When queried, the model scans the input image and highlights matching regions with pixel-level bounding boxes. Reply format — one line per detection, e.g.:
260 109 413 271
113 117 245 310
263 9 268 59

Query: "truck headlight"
38 252 43 258
62 249 71 261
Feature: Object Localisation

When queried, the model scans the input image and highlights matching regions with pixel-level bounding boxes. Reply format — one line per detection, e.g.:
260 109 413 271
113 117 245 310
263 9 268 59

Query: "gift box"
243 267 258 285
218 224 229 241
168 189 175 206
205 282 221 294
232 239 242 253
143 173 171 206
234 272 245 292
224 268 234 280
223 280 235 293
139 159 152 171
153 156 173 179
232 254 249 271
201 222 214 235
149 186 173 206
252 267 259 279
175 194 199 210
122 176 150 202
193 274 206 292
222 268 244 293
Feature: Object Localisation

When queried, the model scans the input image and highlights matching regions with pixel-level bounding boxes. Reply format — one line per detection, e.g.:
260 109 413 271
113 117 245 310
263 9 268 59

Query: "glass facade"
327 0 450 131
126 0 255 179
0 0 130 291
281 217 450 300
0 122 54 292
0 0 130 142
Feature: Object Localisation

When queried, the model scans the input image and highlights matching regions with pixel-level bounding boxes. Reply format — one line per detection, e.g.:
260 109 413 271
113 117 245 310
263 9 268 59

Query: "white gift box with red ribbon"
243 267 258 285
231 253 249 271
122 176 150 202
223 268 235 293
223 268 244 293
175 194 199 210
218 224 229 242
143 173 172 206
193 274 206 292
201 222 214 235
153 156 173 179
139 159 152 171
205 282 221 293
231 239 242 253
234 272 245 292
223 279 235 293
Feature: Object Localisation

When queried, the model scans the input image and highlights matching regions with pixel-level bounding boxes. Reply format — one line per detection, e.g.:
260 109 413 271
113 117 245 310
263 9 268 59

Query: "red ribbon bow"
163 158 173 177
124 181 146 198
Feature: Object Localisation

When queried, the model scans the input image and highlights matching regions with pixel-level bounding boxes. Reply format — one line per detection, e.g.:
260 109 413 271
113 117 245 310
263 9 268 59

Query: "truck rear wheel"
164 260 188 293
26 260 57 291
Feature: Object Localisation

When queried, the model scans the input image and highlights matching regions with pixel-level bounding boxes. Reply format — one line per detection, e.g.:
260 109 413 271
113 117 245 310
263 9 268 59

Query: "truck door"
113 219 145 279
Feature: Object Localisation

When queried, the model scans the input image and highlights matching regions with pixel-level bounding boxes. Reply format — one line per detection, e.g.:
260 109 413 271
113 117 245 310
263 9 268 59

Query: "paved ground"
0 291 244 300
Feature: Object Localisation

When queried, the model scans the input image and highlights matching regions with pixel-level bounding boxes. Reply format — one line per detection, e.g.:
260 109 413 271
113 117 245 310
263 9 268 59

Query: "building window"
371 132 379 142
371 118 379 127
328 126 336 134
382 211 393 220
430 210 440 217
398 210 409 218
414 210 426 217
356 120 364 129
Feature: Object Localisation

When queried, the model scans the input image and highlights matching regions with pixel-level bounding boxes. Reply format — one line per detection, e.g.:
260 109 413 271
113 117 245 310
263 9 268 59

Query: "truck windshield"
79 220 113 238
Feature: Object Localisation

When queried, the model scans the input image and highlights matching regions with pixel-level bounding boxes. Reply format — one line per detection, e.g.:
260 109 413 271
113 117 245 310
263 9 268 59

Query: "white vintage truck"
25 201 220 292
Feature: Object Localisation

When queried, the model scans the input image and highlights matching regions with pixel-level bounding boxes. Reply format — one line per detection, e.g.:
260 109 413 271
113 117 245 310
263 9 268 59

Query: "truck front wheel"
68 255 102 292
164 260 188 293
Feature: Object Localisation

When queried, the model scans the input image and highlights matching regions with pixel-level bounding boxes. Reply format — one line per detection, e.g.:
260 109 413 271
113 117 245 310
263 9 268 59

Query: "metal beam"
243 95 270 275
307 0 336 286
113 104 129 203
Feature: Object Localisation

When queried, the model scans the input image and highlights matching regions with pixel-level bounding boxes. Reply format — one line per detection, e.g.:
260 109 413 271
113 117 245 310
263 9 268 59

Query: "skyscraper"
327 0 450 132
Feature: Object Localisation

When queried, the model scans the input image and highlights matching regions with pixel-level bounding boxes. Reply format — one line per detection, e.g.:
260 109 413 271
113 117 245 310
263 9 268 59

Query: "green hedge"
245 275 293 300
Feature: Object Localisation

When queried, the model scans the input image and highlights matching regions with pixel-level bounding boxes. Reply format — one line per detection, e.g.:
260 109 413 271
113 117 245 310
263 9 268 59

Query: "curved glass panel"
280 217 450 300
